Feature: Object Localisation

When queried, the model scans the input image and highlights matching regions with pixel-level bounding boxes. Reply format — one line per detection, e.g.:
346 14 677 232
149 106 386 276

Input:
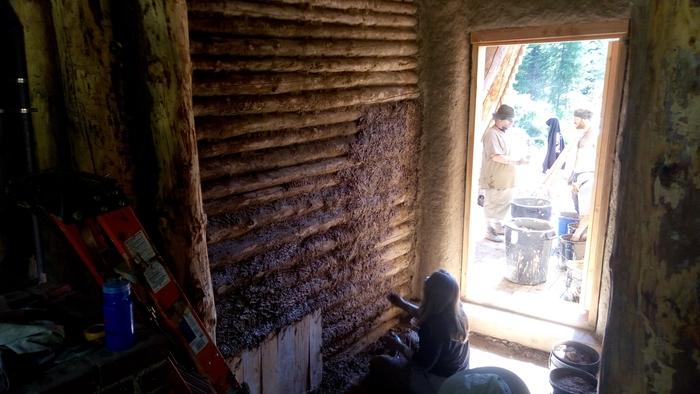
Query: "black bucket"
549 341 600 375
549 367 597 394
510 197 552 220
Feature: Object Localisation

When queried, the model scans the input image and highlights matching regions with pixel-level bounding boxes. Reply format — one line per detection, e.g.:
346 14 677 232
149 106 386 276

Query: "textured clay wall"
466 0 630 31
415 0 469 287
187 0 420 362
601 0 700 391
416 0 629 297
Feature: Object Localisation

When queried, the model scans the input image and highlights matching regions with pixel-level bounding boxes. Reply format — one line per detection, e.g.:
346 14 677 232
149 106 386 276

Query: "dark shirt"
413 314 470 377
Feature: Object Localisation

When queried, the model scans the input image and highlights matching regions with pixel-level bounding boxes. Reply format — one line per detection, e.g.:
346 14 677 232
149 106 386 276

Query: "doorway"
462 22 628 334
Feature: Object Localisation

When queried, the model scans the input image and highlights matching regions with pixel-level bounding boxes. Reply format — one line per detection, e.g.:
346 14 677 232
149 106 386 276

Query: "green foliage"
513 41 606 119
516 110 541 138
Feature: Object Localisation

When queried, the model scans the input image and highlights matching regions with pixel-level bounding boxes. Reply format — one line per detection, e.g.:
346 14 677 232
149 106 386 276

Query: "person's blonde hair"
418 269 469 342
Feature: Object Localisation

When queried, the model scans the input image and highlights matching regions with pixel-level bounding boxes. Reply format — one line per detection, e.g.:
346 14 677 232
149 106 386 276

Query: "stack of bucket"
557 212 587 302
557 212 586 268
549 340 600 393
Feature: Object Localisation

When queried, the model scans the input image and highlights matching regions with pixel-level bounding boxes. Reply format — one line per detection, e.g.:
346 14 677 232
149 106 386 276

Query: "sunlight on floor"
469 345 552 394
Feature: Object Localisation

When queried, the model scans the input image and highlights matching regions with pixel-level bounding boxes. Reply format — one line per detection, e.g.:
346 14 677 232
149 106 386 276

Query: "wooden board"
227 311 323 393
242 347 262 394
293 315 310 394
261 334 280 394
309 310 323 390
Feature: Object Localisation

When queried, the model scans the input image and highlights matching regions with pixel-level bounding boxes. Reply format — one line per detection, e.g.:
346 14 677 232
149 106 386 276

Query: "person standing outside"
478 104 528 242
543 108 597 241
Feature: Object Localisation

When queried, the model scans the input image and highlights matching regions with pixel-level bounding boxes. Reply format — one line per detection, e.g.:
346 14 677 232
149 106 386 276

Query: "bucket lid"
511 197 551 208
103 279 131 294
505 217 554 232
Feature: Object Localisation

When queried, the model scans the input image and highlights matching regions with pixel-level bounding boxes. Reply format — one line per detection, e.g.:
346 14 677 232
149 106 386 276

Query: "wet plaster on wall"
415 0 470 291
601 0 700 392
213 102 419 358
466 0 630 31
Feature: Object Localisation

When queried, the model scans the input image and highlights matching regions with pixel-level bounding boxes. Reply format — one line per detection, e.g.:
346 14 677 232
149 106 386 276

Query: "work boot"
492 223 505 235
485 227 504 243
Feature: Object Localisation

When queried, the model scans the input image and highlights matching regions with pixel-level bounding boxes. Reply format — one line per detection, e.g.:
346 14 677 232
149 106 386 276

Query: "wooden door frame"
462 20 629 330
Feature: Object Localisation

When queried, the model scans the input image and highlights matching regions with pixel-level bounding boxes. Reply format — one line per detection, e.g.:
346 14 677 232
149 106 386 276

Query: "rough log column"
601 0 700 391
50 0 134 194
130 0 216 335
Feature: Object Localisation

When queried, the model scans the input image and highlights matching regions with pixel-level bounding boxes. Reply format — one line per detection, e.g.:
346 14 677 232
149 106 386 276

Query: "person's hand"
387 292 403 307
382 333 405 353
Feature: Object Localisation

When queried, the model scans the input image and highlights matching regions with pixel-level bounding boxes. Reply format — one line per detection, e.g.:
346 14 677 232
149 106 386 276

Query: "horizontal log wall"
187 0 419 378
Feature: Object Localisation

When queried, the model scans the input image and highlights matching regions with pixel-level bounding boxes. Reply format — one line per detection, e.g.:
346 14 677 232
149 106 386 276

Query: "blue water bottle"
102 279 135 352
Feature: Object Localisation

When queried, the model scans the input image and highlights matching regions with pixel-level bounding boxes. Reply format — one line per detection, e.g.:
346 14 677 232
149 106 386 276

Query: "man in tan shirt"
479 104 528 242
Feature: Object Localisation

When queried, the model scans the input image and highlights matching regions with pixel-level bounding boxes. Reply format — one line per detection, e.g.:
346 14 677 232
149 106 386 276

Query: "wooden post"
50 0 135 195
127 0 216 336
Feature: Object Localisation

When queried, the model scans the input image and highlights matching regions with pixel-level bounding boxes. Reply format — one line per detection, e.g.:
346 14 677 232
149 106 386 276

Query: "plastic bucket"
559 234 586 261
550 341 600 375
558 211 579 235
549 367 598 394
504 218 556 285
510 198 552 220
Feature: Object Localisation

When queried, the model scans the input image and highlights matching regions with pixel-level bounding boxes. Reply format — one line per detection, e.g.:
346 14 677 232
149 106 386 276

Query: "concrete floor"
469 333 553 394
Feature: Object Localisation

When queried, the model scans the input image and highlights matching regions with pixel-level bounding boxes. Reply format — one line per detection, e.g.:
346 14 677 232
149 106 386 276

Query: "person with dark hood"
542 118 565 173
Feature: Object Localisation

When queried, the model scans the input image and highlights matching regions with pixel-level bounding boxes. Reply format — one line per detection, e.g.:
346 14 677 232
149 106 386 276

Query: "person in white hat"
478 104 529 242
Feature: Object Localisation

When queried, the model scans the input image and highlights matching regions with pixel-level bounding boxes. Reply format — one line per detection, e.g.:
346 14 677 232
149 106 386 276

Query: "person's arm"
571 215 590 242
387 293 419 318
491 154 528 165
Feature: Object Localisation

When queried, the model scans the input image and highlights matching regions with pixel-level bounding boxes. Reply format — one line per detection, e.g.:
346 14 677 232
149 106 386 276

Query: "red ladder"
13 172 243 394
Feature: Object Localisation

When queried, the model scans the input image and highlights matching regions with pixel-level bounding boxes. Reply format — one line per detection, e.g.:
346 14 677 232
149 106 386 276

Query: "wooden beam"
50 0 135 195
193 86 419 116
188 15 416 41
193 71 418 96
190 37 418 57
198 122 358 158
127 0 217 335
203 174 339 216
208 211 347 269
188 1 416 27
192 56 418 74
201 157 352 200
199 137 351 180
196 109 361 141
471 20 629 45
273 0 417 15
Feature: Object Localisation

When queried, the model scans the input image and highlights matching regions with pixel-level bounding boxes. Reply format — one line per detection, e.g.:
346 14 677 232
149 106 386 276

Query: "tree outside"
512 40 607 142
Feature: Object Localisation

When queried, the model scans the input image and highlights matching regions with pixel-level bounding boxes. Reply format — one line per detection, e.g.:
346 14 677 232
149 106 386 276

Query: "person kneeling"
368 269 470 394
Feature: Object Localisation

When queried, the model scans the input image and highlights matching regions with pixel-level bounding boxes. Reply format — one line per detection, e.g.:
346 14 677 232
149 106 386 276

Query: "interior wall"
419 0 700 391
601 0 700 391
415 0 469 288
416 0 629 290
187 0 421 361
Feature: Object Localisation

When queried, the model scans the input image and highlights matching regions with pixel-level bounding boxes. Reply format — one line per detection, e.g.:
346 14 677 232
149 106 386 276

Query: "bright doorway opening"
462 22 627 341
